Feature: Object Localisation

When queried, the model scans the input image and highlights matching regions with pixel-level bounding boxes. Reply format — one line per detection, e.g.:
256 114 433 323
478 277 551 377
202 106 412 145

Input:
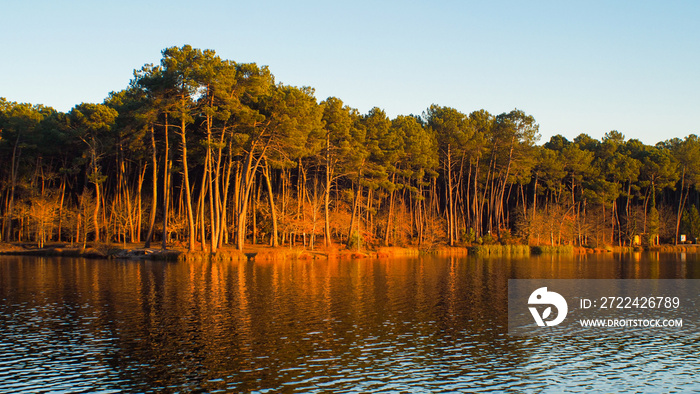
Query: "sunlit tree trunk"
384 173 396 246
178 106 196 251
236 141 267 250
218 138 234 249
90 137 101 243
144 126 158 247
346 174 362 248
262 159 279 246
446 143 454 246
324 133 333 247
675 167 686 245
4 134 21 242
162 117 171 250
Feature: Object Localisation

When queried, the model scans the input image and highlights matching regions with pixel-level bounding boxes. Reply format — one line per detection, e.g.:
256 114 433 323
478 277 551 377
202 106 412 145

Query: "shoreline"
1 242 700 262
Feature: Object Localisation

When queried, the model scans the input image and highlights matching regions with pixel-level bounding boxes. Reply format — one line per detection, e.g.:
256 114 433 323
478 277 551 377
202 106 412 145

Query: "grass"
468 244 530 256
0 241 588 261
530 245 574 255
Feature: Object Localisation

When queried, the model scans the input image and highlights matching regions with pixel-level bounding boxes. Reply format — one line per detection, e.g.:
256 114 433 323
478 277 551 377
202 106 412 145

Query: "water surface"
1 253 699 392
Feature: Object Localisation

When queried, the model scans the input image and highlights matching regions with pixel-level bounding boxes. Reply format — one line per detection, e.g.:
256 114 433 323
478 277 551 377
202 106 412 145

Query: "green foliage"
264 84 324 167
535 148 566 193
347 231 362 250
481 233 496 245
681 206 700 241
499 229 519 245
460 227 475 244
647 206 660 245
426 105 471 152
494 109 540 147
665 135 700 186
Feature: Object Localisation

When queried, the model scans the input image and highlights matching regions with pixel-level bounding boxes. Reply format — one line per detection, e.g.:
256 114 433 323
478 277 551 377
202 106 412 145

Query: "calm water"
1 253 699 392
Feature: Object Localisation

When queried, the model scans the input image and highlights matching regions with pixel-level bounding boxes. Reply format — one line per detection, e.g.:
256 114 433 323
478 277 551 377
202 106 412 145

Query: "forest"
1 45 699 253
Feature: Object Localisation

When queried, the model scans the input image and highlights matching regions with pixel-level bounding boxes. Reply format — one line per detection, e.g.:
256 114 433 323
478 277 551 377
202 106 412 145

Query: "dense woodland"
2 45 700 252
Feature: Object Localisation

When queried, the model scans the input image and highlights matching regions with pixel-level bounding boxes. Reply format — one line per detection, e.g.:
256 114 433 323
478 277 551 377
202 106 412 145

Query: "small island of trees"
1 45 699 254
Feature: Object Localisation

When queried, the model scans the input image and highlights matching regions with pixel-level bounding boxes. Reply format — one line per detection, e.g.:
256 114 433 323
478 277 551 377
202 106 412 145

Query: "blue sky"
2 0 698 145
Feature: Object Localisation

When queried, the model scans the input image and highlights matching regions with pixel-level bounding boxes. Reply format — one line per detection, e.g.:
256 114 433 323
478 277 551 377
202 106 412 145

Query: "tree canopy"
0 45 696 250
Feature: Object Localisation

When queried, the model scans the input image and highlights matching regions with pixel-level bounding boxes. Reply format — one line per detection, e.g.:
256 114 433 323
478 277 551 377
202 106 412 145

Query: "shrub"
347 231 361 250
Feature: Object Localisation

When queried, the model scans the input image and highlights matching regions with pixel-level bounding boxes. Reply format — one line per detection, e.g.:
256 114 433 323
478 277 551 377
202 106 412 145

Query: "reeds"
468 244 531 256
530 245 574 255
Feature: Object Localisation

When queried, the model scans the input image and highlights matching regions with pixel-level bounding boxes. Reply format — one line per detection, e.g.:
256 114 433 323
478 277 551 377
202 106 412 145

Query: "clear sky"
2 0 698 145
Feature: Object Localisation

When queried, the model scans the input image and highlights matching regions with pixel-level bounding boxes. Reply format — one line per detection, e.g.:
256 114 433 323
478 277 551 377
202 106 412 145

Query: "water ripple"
1 256 700 392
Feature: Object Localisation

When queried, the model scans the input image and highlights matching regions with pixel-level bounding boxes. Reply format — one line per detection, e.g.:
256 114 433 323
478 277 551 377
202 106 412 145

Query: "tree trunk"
91 141 101 243
218 137 234 249
57 177 66 242
346 174 362 248
263 159 279 246
197 167 208 251
179 113 196 251
236 156 253 251
236 143 267 250
205 117 218 253
472 157 480 240
4 134 21 242
324 132 332 247
446 144 454 246
135 163 146 243
497 135 516 236
675 167 686 245
384 174 396 246
145 125 158 248
162 116 171 250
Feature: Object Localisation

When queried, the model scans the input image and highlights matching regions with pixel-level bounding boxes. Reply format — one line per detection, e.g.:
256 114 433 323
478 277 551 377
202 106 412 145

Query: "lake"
1 253 699 392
